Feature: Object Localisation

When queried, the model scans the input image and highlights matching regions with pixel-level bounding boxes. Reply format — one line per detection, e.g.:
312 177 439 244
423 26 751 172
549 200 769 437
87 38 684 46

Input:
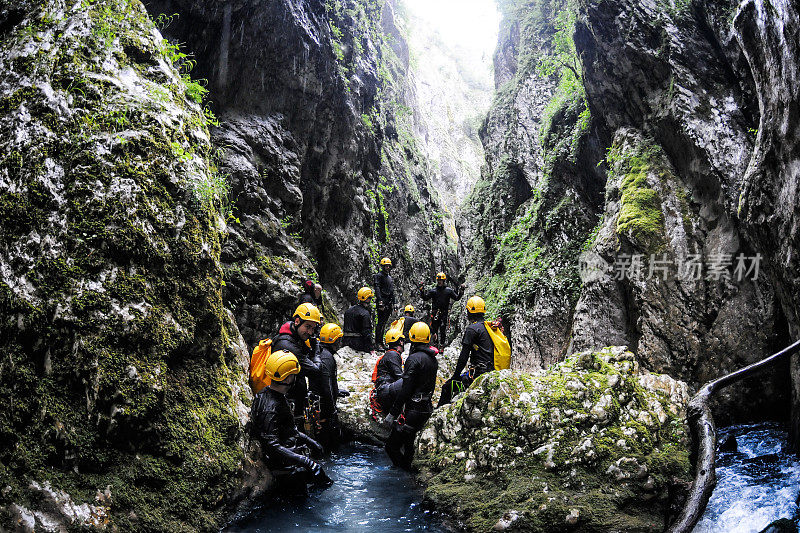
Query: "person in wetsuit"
438 296 494 407
383 322 438 470
373 257 396 347
400 304 420 343
308 323 350 450
299 280 323 308
343 287 374 352
419 272 464 348
272 303 323 419
250 350 332 492
372 326 405 413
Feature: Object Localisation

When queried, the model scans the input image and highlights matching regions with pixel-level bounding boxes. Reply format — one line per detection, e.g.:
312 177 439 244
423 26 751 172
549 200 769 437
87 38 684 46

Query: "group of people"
249 257 509 492
343 257 466 352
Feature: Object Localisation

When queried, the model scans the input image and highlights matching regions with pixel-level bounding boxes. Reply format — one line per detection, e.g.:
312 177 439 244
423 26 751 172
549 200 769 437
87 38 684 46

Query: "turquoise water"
224 442 449 532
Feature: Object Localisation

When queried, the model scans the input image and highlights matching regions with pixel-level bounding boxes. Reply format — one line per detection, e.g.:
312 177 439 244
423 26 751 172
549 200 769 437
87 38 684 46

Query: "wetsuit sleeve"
390 357 418 417
450 286 463 301
420 287 433 301
298 345 322 380
252 397 312 468
453 328 475 377
317 359 335 416
388 351 403 381
361 309 373 347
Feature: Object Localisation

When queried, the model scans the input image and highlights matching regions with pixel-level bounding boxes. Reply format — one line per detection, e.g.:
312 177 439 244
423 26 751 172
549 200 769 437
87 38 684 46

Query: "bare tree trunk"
667 339 800 533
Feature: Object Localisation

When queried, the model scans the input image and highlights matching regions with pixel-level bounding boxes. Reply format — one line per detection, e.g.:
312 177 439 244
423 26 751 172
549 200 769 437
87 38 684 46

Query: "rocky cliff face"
0 0 262 529
143 0 461 347
465 0 798 425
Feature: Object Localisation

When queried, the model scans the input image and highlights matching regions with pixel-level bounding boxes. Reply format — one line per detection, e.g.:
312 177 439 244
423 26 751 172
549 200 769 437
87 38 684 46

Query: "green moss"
606 141 667 253
416 349 691 532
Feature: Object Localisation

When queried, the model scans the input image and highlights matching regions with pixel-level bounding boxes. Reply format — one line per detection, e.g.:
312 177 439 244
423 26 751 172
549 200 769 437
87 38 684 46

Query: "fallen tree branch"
667 339 800 533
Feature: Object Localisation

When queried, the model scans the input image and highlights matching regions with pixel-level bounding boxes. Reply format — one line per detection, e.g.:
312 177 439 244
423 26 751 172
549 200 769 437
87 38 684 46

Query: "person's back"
374 348 403 388
343 287 374 352
462 321 494 373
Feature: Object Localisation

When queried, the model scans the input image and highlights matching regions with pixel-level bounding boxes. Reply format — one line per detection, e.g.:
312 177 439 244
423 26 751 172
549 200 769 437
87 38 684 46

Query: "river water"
694 422 800 533
224 442 449 532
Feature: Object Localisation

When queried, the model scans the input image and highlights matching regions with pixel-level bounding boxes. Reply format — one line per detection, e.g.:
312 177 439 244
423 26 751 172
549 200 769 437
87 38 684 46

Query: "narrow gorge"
0 0 798 531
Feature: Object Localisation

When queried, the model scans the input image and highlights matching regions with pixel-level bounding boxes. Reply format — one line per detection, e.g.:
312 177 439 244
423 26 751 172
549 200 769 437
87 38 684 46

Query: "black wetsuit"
272 322 322 418
401 315 420 340
308 344 341 449
420 285 463 345
373 271 396 344
343 303 373 352
386 344 438 469
298 293 322 308
250 387 321 471
438 320 494 406
374 347 403 411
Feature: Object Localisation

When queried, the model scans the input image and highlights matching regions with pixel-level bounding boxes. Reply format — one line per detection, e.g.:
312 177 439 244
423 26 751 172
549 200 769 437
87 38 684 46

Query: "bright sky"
401 0 500 60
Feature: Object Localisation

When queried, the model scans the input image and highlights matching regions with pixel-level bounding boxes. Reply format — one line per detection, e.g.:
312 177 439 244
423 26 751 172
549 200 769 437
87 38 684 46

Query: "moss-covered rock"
415 346 690 532
0 0 259 529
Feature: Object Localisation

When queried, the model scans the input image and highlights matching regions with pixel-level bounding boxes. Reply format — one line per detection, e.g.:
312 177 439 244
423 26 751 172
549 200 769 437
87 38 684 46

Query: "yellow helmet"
265 350 300 382
357 287 373 302
293 303 321 323
380 257 392 266
466 296 486 314
384 327 404 345
409 321 431 343
436 272 447 281
404 304 415 313
319 323 343 344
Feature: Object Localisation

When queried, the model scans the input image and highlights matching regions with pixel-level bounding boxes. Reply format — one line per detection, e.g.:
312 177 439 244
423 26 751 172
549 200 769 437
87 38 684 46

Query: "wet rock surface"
415 346 691 532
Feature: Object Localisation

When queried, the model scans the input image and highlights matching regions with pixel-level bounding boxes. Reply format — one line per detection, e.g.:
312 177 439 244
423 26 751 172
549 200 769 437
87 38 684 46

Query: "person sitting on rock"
438 296 493 407
373 257 396 347
400 304 420 343
343 287 374 352
420 272 464 348
372 327 405 414
383 322 438 470
308 323 350 451
273 303 323 420
250 350 332 492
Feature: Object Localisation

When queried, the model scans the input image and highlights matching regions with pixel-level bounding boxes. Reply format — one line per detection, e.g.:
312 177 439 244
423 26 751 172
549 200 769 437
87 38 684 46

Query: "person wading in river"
250 350 332 492
371 326 405 414
272 303 323 420
343 287 375 352
373 257 396 348
420 272 464 349
383 322 438 470
438 296 494 407
308 323 350 451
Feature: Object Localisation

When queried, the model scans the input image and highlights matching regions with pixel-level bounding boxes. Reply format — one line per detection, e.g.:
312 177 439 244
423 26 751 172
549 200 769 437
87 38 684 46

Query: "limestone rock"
415 347 691 532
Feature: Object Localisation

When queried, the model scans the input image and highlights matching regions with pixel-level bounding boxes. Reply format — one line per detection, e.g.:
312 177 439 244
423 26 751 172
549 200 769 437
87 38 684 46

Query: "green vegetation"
605 140 667 253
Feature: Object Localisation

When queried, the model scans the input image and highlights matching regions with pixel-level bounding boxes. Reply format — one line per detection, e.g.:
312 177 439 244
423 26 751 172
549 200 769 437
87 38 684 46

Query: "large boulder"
415 346 691 532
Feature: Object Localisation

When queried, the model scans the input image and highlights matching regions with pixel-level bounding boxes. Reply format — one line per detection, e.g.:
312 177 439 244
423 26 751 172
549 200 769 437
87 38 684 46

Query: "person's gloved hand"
382 413 396 428
312 465 334 487
337 390 350 398
306 437 324 457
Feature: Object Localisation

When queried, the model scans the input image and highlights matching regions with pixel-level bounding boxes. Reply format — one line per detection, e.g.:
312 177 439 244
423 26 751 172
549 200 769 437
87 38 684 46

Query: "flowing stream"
224 442 449 532
694 422 800 533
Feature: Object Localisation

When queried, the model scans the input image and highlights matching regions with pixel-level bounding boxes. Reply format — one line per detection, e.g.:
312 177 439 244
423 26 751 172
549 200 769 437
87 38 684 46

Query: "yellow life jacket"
484 321 511 370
